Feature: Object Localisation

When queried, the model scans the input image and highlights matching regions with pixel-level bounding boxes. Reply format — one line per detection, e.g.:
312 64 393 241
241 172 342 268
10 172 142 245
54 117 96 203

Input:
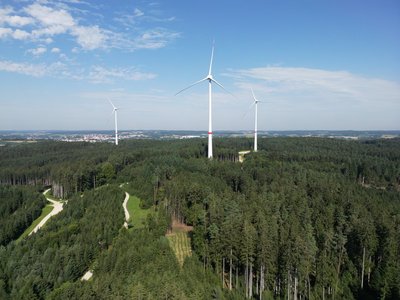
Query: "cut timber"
81 270 93 281
238 150 251 163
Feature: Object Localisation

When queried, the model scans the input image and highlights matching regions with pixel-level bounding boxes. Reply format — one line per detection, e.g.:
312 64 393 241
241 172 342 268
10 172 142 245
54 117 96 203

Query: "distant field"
126 195 152 229
17 204 53 241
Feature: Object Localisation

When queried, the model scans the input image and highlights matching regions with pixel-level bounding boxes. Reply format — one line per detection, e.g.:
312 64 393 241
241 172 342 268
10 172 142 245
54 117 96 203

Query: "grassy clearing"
43 190 56 201
126 195 152 229
44 190 65 202
17 204 53 242
167 231 192 267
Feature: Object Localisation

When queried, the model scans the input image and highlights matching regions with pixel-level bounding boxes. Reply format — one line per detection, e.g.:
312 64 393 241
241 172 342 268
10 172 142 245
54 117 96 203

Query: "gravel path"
122 192 130 228
29 189 63 236
83 189 130 282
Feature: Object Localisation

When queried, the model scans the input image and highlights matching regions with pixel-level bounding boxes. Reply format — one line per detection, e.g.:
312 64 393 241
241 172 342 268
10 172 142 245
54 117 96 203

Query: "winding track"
29 188 63 236
82 186 130 281
122 192 130 228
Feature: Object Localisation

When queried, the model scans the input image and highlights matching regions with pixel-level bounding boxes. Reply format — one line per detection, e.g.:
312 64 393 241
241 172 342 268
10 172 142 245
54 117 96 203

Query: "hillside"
0 137 399 299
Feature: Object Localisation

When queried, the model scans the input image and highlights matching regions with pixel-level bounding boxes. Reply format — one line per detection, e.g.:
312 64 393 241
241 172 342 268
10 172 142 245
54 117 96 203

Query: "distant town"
0 130 399 145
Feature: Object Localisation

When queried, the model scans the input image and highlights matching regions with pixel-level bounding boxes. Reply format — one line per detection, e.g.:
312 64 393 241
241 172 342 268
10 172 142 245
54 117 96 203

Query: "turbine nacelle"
251 88 260 104
109 99 119 111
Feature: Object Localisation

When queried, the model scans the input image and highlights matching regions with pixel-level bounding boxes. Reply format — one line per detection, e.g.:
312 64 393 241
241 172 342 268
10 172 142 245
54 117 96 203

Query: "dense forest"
0 185 45 246
0 137 399 299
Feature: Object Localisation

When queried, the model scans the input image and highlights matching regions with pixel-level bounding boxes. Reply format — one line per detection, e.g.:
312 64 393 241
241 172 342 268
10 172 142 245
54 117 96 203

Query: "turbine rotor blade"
242 102 255 119
208 42 215 76
251 88 257 101
108 98 116 110
211 78 235 98
175 77 208 96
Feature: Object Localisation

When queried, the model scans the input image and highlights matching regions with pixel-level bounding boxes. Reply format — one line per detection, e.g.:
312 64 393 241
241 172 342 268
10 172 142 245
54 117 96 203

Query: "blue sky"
0 0 399 130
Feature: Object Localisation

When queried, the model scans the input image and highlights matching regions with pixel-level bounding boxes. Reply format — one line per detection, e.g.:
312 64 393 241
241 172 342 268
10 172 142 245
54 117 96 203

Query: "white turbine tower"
176 43 229 159
109 99 119 146
251 88 261 152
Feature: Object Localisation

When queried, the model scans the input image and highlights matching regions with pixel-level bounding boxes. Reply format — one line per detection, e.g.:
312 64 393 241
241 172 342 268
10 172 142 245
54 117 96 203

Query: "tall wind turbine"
109 99 119 146
251 88 261 152
176 43 229 159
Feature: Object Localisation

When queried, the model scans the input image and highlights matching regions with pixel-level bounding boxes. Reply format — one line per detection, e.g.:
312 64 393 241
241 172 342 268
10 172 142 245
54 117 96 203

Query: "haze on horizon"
0 0 399 131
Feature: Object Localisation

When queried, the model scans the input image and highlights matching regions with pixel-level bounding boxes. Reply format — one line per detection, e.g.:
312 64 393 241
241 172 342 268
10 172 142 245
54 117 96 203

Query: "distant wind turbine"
109 99 119 146
176 42 231 159
251 88 261 152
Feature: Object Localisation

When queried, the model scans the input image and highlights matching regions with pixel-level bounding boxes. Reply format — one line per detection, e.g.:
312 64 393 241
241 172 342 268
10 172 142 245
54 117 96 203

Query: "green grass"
167 232 192 266
126 194 152 229
43 189 65 202
43 190 57 201
17 204 53 242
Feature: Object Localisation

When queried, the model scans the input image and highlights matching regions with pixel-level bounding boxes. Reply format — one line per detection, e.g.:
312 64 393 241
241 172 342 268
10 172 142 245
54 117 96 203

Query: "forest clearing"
125 194 152 229
166 219 193 266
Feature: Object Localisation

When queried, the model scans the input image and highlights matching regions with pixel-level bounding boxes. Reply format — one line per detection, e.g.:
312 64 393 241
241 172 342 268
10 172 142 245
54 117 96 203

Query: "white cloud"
12 29 30 40
103 28 180 51
134 29 180 49
28 47 47 56
228 66 400 102
4 15 34 27
0 2 179 51
114 8 145 27
71 25 106 50
0 27 12 38
0 59 75 79
0 6 34 27
0 60 48 77
24 3 75 28
0 27 30 40
0 7 13 17
115 6 176 29
51 47 61 53
23 3 109 50
134 8 144 17
225 66 400 130
0 58 156 84
32 24 68 37
88 65 157 83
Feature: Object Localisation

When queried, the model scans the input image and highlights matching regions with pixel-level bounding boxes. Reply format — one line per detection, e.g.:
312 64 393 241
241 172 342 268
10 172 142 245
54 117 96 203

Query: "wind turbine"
109 99 119 146
251 88 261 152
176 42 230 159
